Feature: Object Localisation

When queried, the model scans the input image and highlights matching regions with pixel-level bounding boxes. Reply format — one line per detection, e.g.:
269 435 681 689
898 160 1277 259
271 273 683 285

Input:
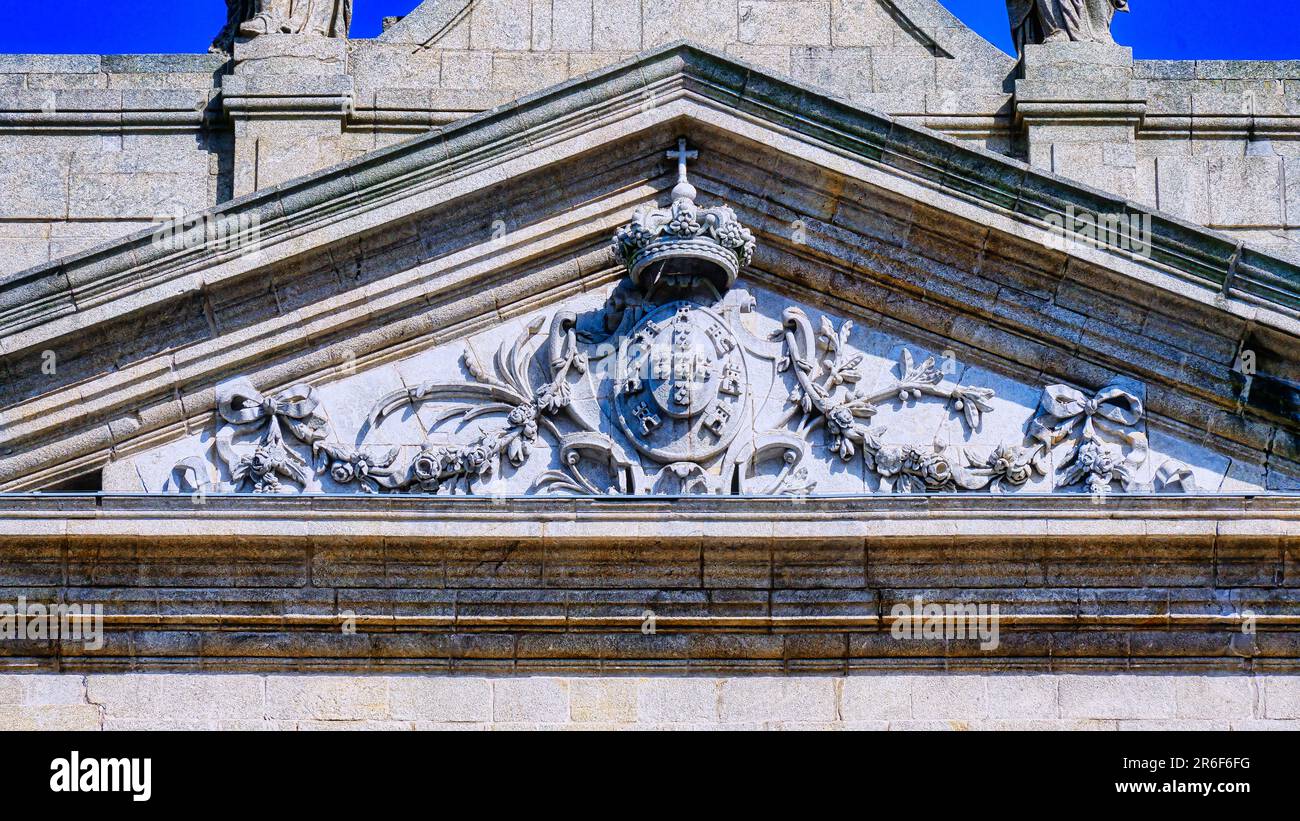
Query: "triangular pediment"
2 43 1299 495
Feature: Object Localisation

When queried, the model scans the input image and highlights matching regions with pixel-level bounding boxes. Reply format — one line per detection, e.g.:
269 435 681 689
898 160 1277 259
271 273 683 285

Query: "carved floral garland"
189 309 1194 497
775 307 1007 493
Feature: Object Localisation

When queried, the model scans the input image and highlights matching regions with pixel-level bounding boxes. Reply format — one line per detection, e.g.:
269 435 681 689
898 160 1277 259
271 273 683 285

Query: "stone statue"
211 0 353 54
1006 0 1129 55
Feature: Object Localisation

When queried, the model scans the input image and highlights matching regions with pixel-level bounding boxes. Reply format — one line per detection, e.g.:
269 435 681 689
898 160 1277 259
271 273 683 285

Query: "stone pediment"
2 44 1300 496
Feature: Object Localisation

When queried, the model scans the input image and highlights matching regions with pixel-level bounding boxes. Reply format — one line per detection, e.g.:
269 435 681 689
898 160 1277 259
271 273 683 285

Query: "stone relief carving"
213 379 327 492
1006 0 1129 54
183 139 1198 497
773 309 1003 493
1028 379 1147 493
211 0 353 53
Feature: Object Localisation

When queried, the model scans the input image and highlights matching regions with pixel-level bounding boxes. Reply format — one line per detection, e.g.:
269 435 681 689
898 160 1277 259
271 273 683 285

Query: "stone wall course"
5 673 1297 728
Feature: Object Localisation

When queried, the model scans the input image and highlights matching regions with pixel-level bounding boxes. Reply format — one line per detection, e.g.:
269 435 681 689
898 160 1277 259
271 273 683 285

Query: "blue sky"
0 0 1295 58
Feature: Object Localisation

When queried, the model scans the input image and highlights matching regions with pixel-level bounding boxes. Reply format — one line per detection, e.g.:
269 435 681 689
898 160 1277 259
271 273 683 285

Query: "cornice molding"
2 492 1297 537
4 43 1300 358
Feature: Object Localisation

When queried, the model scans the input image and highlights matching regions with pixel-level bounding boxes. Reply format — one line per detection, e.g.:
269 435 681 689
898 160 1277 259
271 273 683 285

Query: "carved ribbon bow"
1031 380 1144 445
218 379 319 425
216 378 327 446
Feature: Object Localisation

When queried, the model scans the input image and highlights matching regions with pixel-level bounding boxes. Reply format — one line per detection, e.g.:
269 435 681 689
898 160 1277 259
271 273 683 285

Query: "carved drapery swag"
1006 0 1129 54
211 0 353 54
189 140 1197 497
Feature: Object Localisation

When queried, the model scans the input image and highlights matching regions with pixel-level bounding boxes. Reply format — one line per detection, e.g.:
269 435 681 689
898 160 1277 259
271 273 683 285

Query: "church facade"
2 0 1300 729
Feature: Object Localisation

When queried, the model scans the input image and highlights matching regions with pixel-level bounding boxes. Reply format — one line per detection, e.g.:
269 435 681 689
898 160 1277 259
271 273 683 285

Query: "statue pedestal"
222 35 354 197
1022 42 1135 82
1014 43 1147 199
231 35 350 74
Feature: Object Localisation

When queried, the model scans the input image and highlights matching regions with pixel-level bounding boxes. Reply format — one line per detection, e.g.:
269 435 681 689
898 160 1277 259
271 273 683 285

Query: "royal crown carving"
179 139 1200 498
614 139 755 295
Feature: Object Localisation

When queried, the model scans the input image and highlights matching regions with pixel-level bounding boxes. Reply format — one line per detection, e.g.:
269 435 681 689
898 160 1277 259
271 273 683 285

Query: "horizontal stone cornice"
2 491 1296 673
1 492 1297 538
0 92 217 133
2 492 1298 672
221 75 354 119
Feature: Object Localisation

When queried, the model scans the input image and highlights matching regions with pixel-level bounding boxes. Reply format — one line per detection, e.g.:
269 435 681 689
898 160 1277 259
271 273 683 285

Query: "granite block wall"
3 673 1298 730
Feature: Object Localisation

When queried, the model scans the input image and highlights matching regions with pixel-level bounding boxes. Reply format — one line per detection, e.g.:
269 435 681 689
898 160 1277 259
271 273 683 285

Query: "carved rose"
318 445 400 494
906 450 954 490
825 405 866 460
1075 439 1121 492
874 446 905 477
1078 440 1116 473
410 448 447 492
412 449 442 482
507 404 532 426
463 445 491 474
535 382 570 415
231 440 304 494
868 445 954 492
989 444 1033 486
929 461 954 488
248 449 272 476
828 406 855 431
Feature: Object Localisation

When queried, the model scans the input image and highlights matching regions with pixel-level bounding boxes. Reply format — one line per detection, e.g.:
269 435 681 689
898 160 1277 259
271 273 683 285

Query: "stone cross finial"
667 138 699 201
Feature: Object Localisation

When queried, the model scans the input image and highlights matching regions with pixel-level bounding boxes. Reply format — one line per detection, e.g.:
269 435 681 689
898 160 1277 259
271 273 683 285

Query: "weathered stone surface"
986 675 1058 719
841 675 911 720
1173 675 1256 719
493 677 569 722
265 675 386 720
1263 676 1300 718
637 677 718 723
0 705 102 731
389 677 492 722
592 0 640 51
21 674 85 705
3 3 1300 732
86 674 265 721
570 678 638 723
3 673 1297 728
790 47 874 99
719 678 837 723
739 2 832 47
1058 675 1178 720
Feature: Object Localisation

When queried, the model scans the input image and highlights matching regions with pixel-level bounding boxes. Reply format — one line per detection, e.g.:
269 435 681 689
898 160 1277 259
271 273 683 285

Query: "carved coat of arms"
615 301 748 463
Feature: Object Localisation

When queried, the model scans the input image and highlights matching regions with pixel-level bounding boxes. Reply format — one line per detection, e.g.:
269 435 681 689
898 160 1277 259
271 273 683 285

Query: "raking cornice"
2 41 1299 360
